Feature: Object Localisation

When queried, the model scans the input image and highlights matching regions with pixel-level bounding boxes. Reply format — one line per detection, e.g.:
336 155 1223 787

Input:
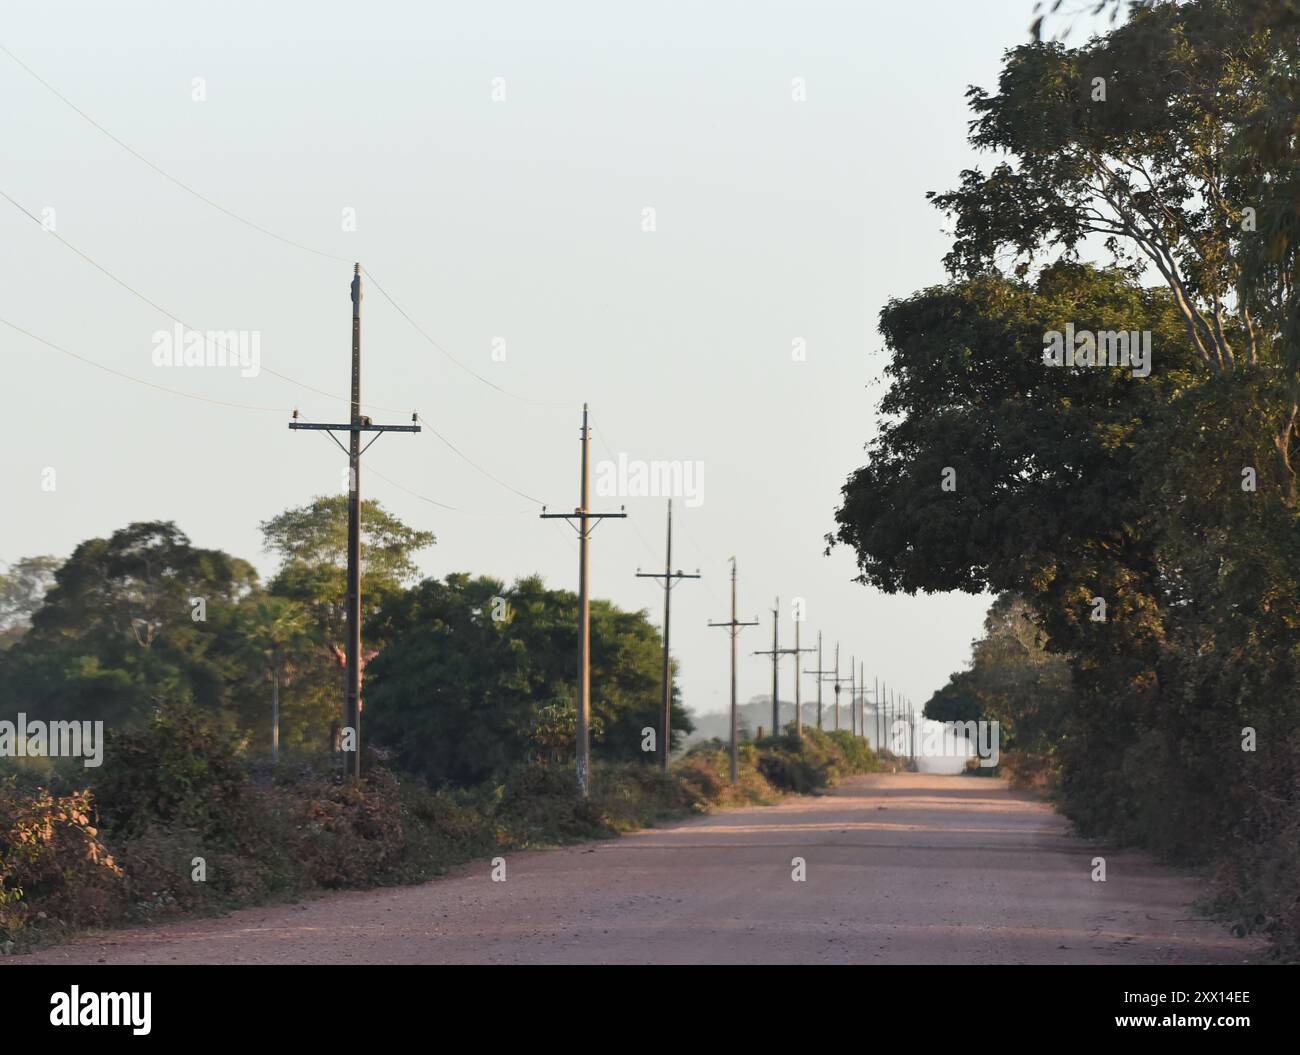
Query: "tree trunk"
272 674 280 765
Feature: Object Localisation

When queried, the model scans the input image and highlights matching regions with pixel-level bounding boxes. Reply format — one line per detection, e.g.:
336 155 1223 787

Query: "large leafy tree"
934 0 1300 494
260 495 435 660
0 522 257 728
228 595 315 763
834 1 1300 947
364 573 691 786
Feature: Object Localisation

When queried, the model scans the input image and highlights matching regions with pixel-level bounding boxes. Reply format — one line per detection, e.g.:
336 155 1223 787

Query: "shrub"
0 781 124 942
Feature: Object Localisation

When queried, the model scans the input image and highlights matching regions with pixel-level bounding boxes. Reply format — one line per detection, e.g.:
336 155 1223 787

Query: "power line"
1 188 359 412
0 45 351 266
4 189 544 511
2 316 289 413
367 464 531 518
3 318 530 519
414 414 542 506
362 268 567 410
0 47 568 411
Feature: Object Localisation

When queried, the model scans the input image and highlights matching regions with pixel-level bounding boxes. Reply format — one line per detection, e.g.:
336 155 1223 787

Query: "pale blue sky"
1 0 1095 717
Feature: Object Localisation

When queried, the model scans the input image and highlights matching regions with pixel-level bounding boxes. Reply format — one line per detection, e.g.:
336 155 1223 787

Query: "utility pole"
859 660 866 741
289 263 421 781
753 600 812 739
541 404 627 797
708 559 759 783
753 599 781 738
790 621 814 738
821 642 851 732
849 657 857 737
803 631 834 731
875 676 881 748
635 499 699 772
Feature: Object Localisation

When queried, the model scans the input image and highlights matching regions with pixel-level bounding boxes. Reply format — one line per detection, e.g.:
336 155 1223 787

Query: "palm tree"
234 596 313 764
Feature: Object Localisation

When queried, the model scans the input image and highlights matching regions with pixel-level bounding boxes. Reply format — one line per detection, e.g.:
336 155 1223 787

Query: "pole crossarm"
290 420 422 458
541 507 627 538
288 422 421 432
637 570 701 589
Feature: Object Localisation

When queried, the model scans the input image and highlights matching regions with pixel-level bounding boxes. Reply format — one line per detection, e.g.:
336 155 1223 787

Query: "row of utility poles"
300 264 921 791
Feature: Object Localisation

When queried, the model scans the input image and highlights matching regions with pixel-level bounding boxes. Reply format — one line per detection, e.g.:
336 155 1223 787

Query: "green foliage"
363 573 692 785
92 703 255 843
0 522 258 730
754 728 880 793
261 496 434 648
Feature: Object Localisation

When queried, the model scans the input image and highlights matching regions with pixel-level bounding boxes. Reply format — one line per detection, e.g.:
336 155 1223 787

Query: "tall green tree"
933 0 1300 495
364 573 691 785
0 523 257 729
260 495 435 660
229 596 314 763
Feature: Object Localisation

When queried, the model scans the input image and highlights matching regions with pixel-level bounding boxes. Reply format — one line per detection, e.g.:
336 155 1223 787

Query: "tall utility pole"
790 621 814 738
540 404 627 797
803 631 834 731
289 264 421 781
822 642 851 732
753 601 812 739
875 676 881 748
635 499 700 772
849 657 857 737
708 559 759 783
753 599 781 738
859 660 867 741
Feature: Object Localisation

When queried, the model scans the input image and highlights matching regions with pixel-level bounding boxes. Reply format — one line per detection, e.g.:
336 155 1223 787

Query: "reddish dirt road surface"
14 772 1245 965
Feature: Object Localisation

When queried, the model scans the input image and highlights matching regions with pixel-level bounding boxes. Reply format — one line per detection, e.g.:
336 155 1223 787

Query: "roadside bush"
0 782 124 942
91 703 256 843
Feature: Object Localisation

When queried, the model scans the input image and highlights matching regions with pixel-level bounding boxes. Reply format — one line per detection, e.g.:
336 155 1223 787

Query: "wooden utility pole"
790 621 814 738
708 559 758 783
540 404 626 797
874 675 881 748
753 599 781 738
803 631 833 731
753 601 812 739
635 499 699 772
821 642 851 732
289 264 421 781
859 660 867 741
849 656 857 737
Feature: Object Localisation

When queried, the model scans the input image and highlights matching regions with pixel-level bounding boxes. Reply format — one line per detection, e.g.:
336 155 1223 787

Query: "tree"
363 573 691 785
931 0 1300 496
0 555 59 650
260 495 434 658
0 522 257 729
832 1 1300 951
230 596 314 763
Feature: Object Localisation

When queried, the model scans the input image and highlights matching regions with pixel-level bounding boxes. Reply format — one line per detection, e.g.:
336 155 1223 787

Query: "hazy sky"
2 0 1089 717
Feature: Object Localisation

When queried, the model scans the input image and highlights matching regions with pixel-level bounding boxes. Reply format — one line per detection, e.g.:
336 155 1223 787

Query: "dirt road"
15 773 1244 965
